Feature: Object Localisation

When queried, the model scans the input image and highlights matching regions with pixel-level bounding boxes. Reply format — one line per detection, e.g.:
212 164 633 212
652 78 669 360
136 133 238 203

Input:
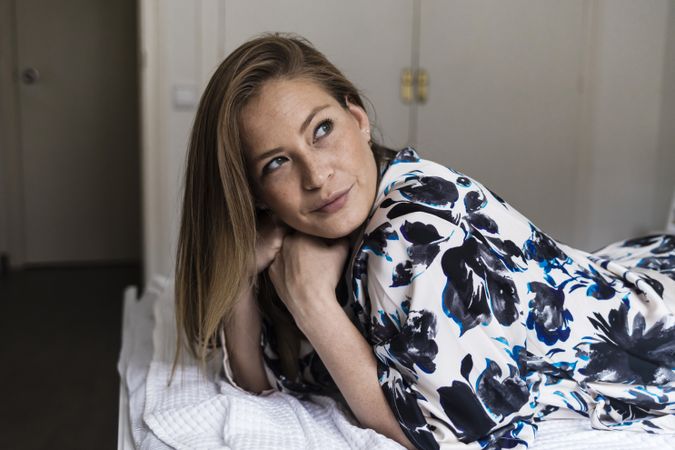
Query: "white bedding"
118 277 675 450
118 278 173 450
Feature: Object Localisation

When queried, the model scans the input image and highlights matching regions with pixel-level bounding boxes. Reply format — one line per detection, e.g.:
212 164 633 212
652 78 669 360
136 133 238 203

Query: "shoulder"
359 147 533 287
374 147 509 216
359 149 469 289
368 147 535 241
366 147 495 243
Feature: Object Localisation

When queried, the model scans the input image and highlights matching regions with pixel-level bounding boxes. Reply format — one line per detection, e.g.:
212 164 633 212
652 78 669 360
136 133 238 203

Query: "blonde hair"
174 33 395 376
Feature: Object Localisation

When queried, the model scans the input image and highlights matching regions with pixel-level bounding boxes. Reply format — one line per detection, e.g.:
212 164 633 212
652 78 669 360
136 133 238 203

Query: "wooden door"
416 0 587 245
14 0 140 264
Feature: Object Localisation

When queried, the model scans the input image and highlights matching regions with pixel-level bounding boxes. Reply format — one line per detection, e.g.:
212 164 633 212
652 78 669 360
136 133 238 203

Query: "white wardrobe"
139 0 675 279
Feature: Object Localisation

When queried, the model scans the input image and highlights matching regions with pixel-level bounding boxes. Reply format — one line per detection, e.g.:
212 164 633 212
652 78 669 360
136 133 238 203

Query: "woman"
175 34 675 449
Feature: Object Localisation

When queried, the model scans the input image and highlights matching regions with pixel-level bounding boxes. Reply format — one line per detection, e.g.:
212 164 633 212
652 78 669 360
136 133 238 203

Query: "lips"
312 185 353 213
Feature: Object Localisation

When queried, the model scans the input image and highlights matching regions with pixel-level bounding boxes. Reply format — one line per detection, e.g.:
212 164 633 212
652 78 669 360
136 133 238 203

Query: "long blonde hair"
174 33 395 375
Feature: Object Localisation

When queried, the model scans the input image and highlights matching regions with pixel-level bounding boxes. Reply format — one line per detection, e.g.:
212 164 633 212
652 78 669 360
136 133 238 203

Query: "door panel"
417 0 586 244
15 0 139 263
220 0 414 150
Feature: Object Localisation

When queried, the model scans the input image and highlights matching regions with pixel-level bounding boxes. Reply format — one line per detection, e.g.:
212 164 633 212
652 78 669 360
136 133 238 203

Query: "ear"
345 97 370 135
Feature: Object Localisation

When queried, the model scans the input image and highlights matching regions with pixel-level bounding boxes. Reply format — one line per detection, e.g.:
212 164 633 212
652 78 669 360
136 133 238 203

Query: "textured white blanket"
118 277 174 450
119 277 675 450
142 276 403 450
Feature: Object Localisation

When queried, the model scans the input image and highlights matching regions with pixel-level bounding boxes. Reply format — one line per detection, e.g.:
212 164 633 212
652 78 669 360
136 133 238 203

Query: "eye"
313 119 333 142
262 156 287 176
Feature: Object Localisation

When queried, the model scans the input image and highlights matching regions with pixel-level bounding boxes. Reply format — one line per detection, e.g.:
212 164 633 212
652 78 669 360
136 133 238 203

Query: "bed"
117 276 675 450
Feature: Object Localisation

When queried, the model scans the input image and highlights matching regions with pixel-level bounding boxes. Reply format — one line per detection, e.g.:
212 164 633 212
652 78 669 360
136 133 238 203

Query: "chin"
293 196 373 239
308 223 358 240
302 213 366 240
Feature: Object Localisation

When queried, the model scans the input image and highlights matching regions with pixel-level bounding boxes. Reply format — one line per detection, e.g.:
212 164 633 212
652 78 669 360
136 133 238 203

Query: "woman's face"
241 77 378 239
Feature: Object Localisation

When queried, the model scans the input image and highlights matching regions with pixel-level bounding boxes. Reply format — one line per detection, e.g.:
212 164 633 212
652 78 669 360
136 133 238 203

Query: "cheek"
258 180 298 215
335 136 365 171
348 140 376 181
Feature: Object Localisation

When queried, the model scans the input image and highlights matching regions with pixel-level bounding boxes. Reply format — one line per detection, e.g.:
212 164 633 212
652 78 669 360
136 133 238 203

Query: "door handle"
401 68 414 104
416 69 428 104
21 67 41 85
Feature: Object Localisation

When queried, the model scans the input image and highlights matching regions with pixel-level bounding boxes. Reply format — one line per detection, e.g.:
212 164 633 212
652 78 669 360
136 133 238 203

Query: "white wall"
654 1 675 235
139 0 220 278
416 0 587 248
579 0 675 251
140 0 675 278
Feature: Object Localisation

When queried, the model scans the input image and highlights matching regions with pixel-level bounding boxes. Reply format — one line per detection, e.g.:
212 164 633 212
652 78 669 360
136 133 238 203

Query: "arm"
268 233 415 449
293 292 415 450
224 212 287 394
223 282 271 393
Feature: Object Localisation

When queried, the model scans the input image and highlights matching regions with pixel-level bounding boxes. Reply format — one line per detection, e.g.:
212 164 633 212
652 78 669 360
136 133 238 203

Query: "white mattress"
117 277 675 450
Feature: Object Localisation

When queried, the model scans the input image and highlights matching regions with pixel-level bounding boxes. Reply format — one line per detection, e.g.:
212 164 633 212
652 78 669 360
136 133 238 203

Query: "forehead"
241 78 337 146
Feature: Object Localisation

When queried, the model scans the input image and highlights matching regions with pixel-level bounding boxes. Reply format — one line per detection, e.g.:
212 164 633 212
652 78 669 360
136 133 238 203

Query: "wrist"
231 282 257 317
290 291 343 335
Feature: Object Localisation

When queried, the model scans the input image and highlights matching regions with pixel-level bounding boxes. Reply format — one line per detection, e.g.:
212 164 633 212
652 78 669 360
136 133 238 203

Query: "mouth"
312 185 354 213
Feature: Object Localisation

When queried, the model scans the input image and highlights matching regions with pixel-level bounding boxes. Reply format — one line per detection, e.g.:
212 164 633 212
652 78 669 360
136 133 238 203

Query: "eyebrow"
253 104 331 163
300 104 330 134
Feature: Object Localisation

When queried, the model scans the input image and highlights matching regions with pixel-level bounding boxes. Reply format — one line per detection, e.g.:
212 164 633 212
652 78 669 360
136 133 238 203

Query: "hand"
268 233 349 321
254 212 288 275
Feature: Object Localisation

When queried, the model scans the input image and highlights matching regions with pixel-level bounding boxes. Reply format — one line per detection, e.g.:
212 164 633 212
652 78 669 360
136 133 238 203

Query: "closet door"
416 0 587 244
220 0 414 150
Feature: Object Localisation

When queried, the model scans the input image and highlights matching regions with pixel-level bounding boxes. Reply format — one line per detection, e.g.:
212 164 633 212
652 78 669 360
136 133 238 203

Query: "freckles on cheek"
262 183 294 214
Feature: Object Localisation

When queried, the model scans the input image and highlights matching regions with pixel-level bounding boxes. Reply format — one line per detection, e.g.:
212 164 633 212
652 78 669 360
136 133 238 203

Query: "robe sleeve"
362 166 535 449
258 317 340 396
218 326 275 396
219 318 338 397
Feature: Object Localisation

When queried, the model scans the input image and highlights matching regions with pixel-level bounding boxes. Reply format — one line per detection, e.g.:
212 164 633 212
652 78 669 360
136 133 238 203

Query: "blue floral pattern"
238 148 675 449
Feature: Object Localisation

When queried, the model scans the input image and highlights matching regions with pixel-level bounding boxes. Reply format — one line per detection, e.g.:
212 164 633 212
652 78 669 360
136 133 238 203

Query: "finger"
267 227 286 251
282 230 301 247
267 253 281 281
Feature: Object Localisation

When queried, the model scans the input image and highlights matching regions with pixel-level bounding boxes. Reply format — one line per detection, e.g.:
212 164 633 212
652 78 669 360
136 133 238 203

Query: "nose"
300 153 333 191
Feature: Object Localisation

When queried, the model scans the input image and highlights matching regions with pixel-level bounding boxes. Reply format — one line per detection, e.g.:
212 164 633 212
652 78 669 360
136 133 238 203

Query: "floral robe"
224 148 675 449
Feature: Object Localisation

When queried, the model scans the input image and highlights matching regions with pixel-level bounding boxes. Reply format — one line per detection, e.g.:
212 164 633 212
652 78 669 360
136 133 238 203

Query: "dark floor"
0 264 142 450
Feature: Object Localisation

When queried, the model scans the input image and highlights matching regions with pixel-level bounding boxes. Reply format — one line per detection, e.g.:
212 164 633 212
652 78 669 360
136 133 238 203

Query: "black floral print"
224 148 675 449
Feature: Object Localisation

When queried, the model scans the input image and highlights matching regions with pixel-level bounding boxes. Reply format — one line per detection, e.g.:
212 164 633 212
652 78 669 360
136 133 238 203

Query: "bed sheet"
118 277 675 450
118 278 174 450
